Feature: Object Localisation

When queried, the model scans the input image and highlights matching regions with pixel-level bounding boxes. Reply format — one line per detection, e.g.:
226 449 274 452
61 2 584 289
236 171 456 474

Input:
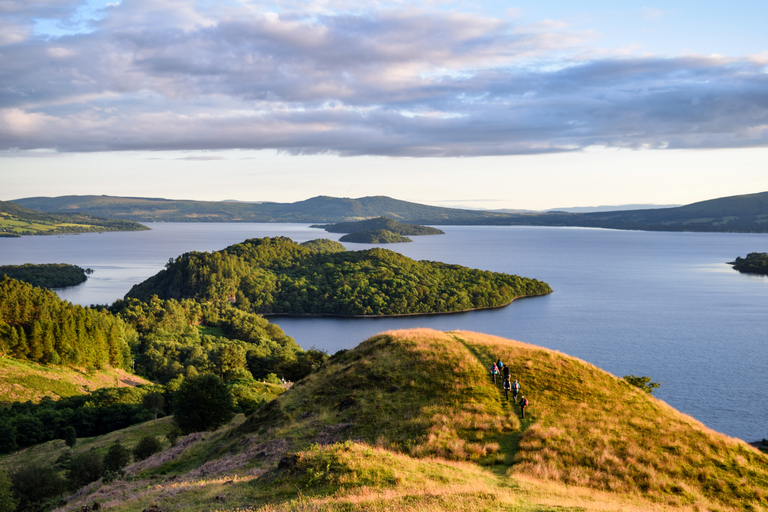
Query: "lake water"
1 223 766 442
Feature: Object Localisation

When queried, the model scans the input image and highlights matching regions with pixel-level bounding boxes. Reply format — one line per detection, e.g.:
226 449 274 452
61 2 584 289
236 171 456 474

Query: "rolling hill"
11 191 768 232
0 200 148 236
43 329 768 512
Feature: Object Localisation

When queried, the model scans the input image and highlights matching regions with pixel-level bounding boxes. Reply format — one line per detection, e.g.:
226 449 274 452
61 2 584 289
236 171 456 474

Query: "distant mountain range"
10 191 768 233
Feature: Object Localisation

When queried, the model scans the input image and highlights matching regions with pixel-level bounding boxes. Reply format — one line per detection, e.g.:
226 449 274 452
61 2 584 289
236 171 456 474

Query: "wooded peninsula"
125 237 552 316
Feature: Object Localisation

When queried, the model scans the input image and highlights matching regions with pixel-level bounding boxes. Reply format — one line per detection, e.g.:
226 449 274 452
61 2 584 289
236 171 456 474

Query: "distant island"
312 216 444 244
126 236 552 316
0 263 92 288
0 200 148 236
729 252 768 275
11 191 768 233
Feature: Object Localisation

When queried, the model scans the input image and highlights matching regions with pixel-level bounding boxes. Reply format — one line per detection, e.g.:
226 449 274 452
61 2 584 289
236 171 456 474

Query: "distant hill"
0 200 148 236
52 329 768 512
11 191 768 232
11 195 511 224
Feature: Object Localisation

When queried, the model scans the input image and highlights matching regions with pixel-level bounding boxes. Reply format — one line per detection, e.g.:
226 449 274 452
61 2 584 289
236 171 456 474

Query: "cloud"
0 1 766 157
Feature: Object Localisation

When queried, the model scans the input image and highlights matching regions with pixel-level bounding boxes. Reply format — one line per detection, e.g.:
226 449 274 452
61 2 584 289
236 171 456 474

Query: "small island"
312 216 444 243
0 263 92 288
126 236 552 316
728 252 768 275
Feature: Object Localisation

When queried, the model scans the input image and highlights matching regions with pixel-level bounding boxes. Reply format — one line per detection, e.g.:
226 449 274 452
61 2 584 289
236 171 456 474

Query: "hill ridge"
11 191 768 232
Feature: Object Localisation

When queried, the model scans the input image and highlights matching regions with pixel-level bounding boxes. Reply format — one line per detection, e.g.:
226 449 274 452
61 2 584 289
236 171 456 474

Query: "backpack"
521 398 528 406
512 382 520 391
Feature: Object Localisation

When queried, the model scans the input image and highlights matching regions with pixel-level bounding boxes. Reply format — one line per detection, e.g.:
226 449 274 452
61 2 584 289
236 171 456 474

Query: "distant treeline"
729 252 768 275
126 237 552 316
0 263 91 288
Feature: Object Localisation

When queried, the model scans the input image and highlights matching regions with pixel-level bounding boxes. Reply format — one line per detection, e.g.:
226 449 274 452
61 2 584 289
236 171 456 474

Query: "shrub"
67 450 104 489
103 442 132 471
133 435 163 461
623 374 661 394
173 373 235 434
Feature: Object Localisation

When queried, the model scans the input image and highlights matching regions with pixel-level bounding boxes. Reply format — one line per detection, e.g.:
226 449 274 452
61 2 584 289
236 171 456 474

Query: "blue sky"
1 0 766 210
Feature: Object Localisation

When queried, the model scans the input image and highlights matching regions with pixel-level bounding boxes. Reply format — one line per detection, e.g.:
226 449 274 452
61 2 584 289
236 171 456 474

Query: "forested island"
339 229 412 243
314 216 444 236
126 237 552 316
0 200 147 237
729 252 768 275
312 216 443 244
0 263 92 288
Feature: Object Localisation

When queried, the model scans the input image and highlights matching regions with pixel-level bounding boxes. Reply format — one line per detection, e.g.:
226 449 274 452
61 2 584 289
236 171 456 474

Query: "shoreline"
260 292 550 319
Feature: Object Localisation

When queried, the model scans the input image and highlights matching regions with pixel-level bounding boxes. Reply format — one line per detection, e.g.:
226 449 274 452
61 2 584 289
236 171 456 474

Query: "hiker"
502 365 510 381
519 395 529 418
511 379 520 402
496 358 504 375
490 362 499 383
503 377 511 400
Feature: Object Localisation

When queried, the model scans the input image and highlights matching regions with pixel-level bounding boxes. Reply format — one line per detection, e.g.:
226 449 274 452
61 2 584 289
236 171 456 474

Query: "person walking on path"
511 379 520 403
502 365 510 381
519 396 529 418
503 377 511 400
490 362 499 383
496 358 504 375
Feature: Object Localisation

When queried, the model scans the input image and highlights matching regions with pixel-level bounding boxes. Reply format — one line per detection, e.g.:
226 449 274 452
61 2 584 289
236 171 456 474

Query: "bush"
173 373 235 434
133 435 162 461
11 464 67 512
103 442 132 472
67 450 105 489
623 374 661 394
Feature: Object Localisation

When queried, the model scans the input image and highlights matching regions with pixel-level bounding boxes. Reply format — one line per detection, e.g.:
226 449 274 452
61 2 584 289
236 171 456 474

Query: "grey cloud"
0 3 766 156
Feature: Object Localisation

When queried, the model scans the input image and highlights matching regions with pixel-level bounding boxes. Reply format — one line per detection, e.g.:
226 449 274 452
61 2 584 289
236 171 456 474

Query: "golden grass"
0 356 150 402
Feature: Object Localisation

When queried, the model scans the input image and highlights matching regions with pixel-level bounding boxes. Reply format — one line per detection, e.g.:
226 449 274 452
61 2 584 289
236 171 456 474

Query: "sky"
1 0 767 210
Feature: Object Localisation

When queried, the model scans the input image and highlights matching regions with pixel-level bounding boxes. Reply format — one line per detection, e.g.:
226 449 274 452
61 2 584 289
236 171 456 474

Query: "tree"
0 470 18 512
11 464 67 512
67 450 104 489
104 442 132 471
623 375 661 394
173 373 235 434
63 425 77 450
142 392 165 420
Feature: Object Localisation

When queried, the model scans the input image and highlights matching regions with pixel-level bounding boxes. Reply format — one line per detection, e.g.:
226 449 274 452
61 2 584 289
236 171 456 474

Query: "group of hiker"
490 358 529 418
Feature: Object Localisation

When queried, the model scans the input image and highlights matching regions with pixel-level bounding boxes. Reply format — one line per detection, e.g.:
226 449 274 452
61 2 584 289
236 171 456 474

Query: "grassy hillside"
0 357 149 403
0 200 148 236
48 329 768 512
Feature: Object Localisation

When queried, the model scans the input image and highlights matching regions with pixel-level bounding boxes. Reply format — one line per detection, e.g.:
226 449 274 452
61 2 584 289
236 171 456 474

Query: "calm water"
1 223 766 442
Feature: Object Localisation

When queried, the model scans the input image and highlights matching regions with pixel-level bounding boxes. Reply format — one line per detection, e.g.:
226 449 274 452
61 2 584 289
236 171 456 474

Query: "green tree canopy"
173 373 235 434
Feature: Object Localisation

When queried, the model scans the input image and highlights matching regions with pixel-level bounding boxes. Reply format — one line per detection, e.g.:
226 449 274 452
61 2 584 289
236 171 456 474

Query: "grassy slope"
48 329 768 512
0 357 150 403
